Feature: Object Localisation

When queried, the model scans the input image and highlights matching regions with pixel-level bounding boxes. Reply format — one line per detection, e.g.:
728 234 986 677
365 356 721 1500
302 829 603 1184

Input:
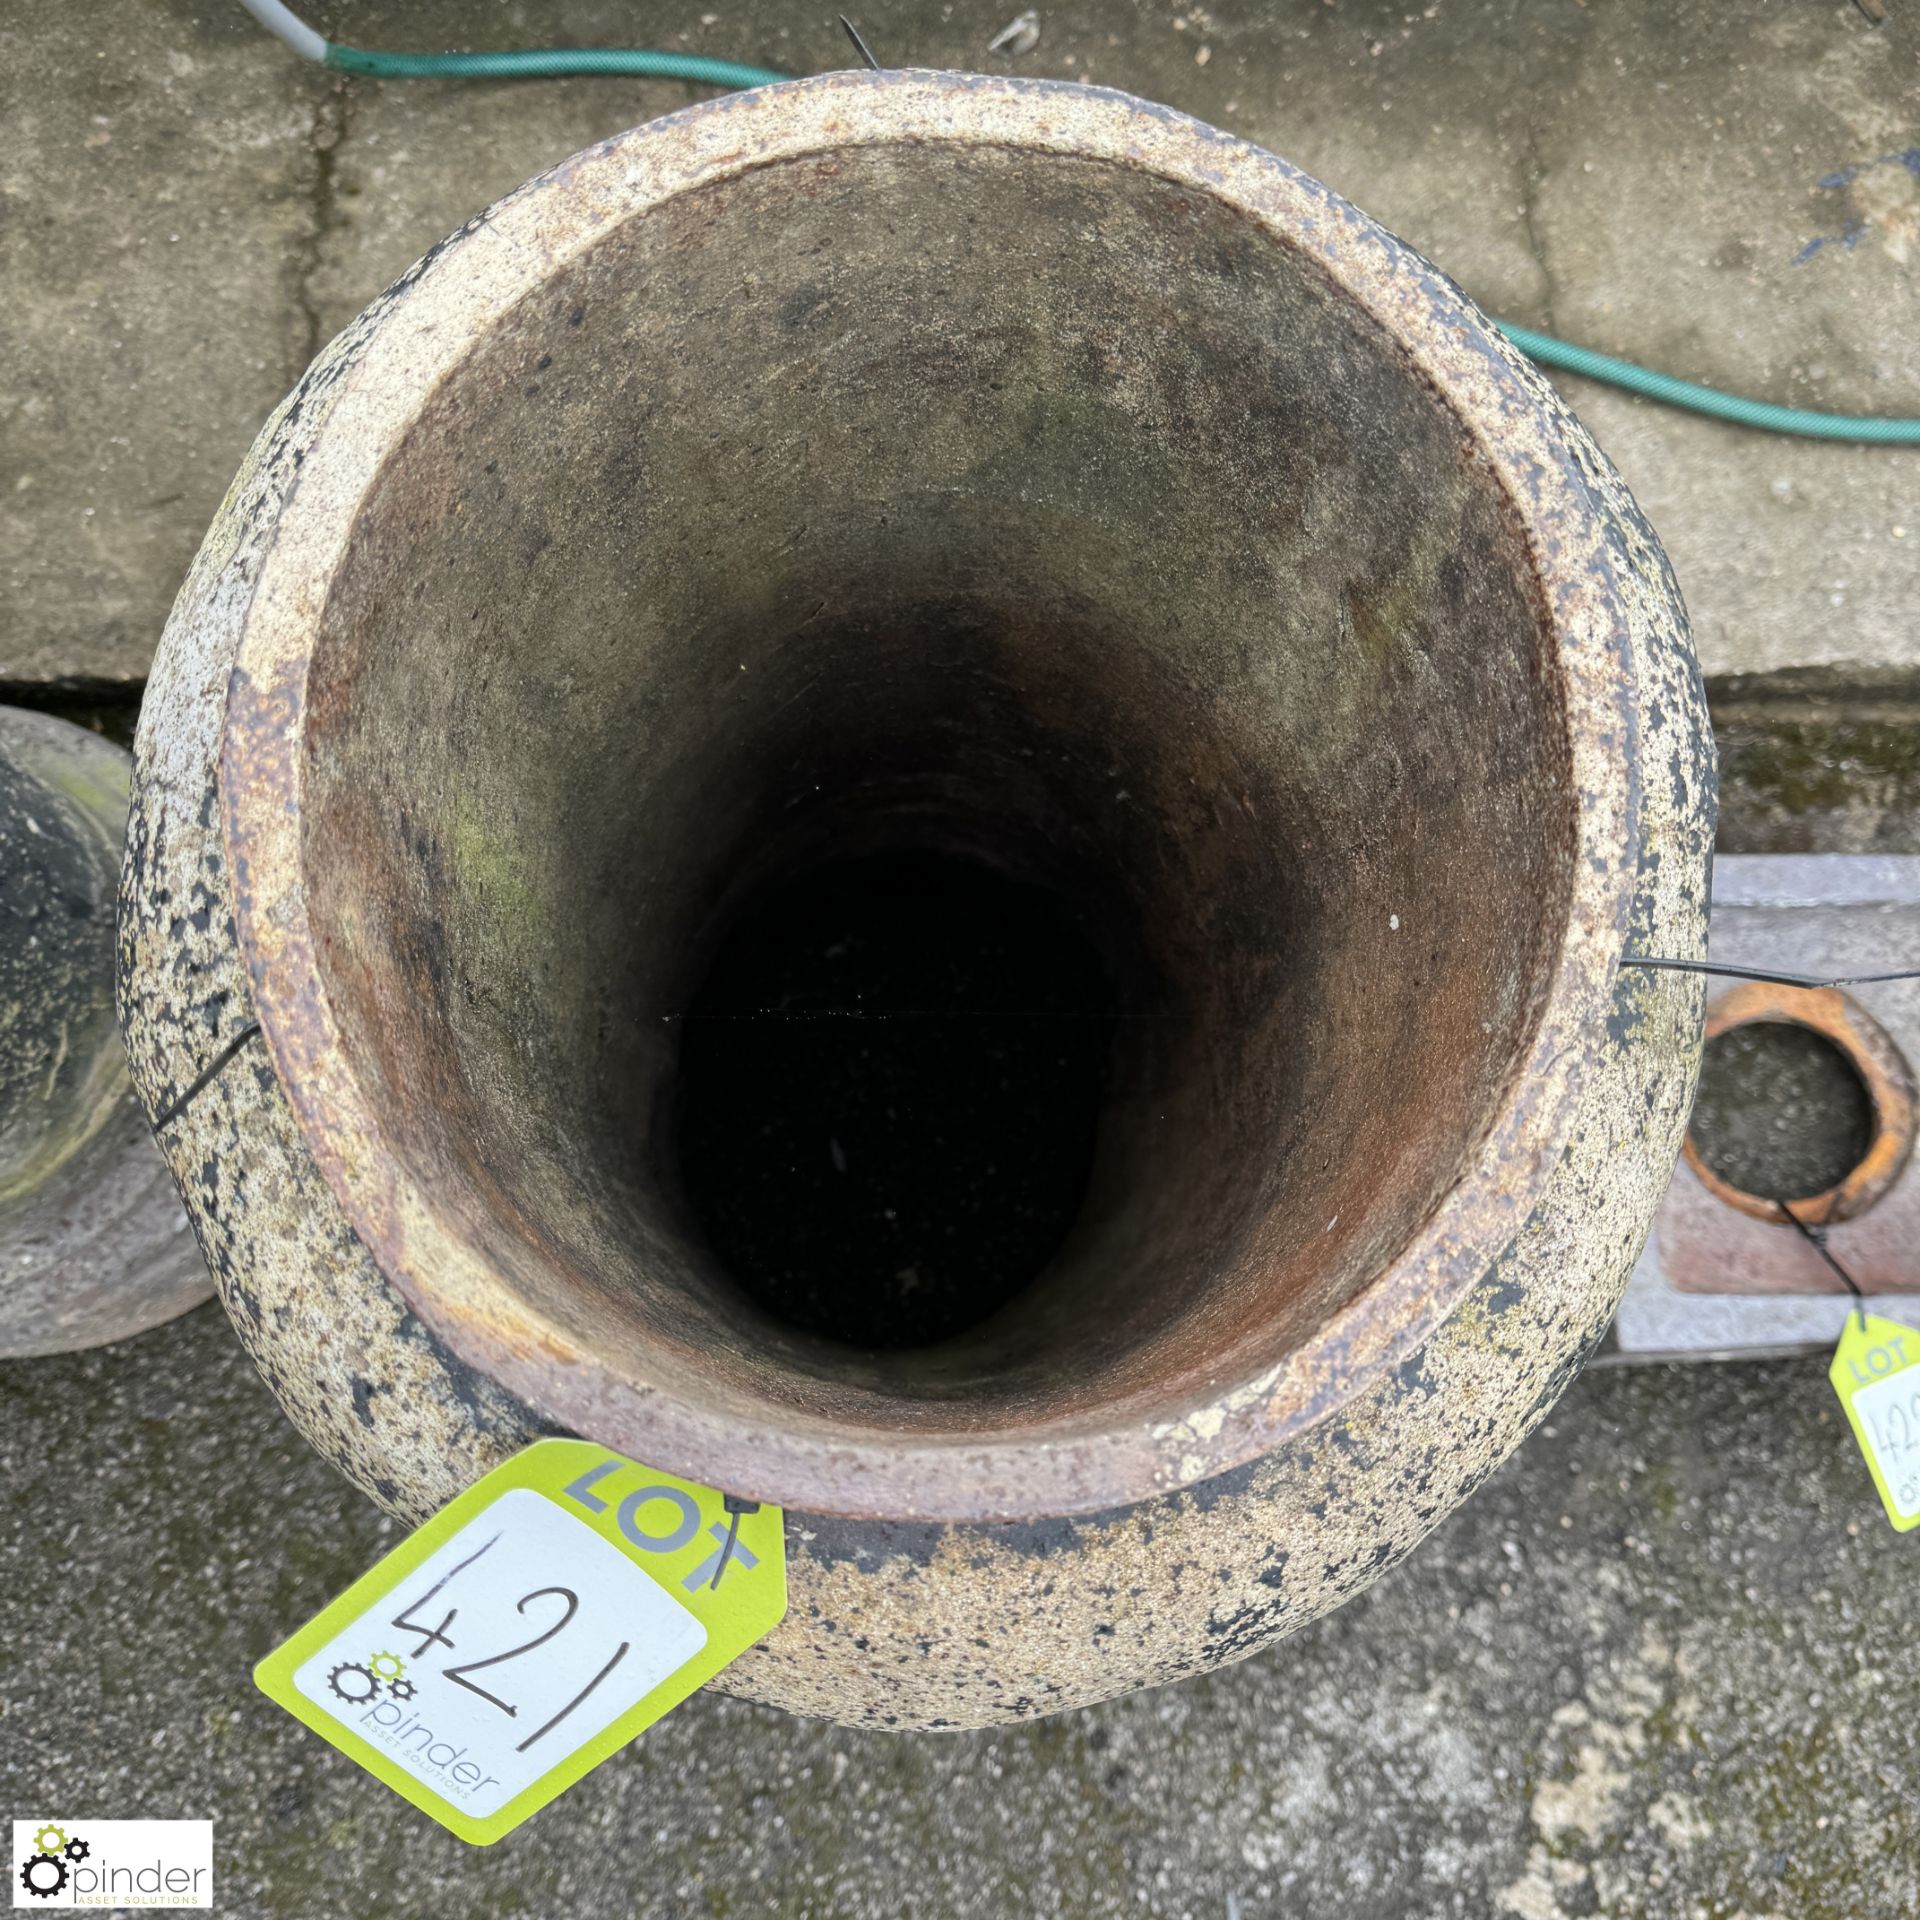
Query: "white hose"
236 0 327 65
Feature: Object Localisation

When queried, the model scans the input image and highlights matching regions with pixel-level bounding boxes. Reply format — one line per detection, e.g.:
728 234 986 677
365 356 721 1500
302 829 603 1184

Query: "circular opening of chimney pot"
216 76 1642 1521
674 849 1123 1352
1683 985 1916 1227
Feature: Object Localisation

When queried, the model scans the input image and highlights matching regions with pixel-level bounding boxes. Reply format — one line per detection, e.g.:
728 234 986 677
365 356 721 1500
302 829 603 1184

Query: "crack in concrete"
290 85 353 373
1519 123 1558 334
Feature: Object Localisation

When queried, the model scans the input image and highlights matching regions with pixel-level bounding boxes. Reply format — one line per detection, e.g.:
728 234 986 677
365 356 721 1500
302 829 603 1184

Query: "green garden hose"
238 1 1920 446
1498 322 1920 445
323 43 788 90
238 0 787 93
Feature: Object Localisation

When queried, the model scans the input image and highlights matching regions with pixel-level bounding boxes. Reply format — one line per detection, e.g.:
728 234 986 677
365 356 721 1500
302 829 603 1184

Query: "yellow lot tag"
255 1439 786 1843
1830 1313 1920 1533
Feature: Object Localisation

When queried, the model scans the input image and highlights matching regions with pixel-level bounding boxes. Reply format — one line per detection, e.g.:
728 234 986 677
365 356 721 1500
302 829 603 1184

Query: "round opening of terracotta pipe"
218 72 1639 1522
1683 984 1916 1227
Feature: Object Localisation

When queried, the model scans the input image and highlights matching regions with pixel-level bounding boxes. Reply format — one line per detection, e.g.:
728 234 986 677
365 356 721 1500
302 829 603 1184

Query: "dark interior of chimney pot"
671 847 1122 1350
296 141 1576 1428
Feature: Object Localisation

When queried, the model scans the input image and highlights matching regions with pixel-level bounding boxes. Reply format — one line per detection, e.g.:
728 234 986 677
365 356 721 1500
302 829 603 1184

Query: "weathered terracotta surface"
119 72 1713 1727
0 707 209 1355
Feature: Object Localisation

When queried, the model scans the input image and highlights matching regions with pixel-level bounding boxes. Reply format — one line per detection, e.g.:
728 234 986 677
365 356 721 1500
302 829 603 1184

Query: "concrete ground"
2 0 1916 686
6 1302 1917 1920
4 4 1919 1917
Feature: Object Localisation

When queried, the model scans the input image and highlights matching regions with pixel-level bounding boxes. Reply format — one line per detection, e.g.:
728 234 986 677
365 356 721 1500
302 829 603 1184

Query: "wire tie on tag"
153 1021 264 1129
1777 1198 1868 1332
709 1494 761 1589
838 16 881 69
1621 957 1920 991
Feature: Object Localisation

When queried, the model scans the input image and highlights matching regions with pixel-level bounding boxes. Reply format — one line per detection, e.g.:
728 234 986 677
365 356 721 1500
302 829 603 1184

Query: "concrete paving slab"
0 3 316 683
3 1 1914 682
3 1301 1915 1918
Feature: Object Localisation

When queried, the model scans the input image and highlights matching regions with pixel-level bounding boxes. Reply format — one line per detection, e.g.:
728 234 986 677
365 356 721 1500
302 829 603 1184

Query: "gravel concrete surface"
3 1305 1916 1919
3 0 1917 683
